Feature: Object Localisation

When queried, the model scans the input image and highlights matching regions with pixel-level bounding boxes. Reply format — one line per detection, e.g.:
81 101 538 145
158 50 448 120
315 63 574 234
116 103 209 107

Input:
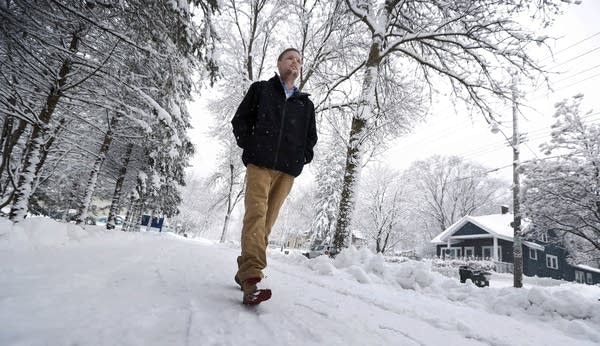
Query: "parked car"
93 215 124 228
303 244 338 259
49 209 78 222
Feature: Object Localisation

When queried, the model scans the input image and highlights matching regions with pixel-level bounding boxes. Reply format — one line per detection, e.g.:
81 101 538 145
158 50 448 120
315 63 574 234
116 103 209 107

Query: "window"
464 247 475 258
529 248 537 260
441 247 462 258
540 232 549 243
546 254 558 270
482 246 502 261
587 273 593 285
575 271 585 283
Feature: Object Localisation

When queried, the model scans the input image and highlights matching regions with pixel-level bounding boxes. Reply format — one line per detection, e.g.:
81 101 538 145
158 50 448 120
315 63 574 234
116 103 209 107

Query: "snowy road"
1 220 599 345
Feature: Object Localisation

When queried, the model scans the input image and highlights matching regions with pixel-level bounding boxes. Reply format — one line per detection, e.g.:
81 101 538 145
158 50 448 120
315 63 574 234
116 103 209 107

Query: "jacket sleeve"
231 82 260 149
304 101 318 164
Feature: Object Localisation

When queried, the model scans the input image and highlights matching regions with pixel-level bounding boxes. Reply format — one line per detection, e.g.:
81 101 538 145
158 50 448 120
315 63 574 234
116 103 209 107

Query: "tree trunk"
130 177 146 232
0 117 27 207
219 163 236 243
123 175 146 232
126 198 141 232
9 31 80 223
9 125 44 221
107 142 133 230
32 118 66 191
123 196 136 232
332 40 380 252
133 199 144 232
76 112 119 225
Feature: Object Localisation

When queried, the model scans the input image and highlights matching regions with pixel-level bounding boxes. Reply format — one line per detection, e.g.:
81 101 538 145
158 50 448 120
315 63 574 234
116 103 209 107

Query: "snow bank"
272 245 600 333
0 217 173 251
272 246 448 290
0 217 83 250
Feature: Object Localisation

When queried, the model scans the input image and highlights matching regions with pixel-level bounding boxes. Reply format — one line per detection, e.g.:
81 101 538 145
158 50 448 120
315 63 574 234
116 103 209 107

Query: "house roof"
352 229 366 240
574 264 600 274
430 213 540 249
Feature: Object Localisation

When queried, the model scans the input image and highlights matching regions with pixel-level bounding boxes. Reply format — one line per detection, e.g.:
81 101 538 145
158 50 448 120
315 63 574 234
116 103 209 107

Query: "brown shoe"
242 278 271 305
243 289 272 305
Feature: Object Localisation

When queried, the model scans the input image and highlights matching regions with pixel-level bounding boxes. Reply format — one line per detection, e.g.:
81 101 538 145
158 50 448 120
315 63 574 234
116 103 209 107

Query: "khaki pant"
236 164 294 282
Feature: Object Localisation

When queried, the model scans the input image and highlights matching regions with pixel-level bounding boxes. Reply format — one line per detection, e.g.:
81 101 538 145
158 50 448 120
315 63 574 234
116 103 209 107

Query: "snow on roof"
431 213 532 245
430 217 464 244
352 229 366 239
574 264 600 274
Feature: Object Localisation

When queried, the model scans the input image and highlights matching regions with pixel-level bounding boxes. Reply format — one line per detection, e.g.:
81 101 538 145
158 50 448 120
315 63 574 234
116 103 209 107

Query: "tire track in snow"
378 325 424 346
294 302 329 318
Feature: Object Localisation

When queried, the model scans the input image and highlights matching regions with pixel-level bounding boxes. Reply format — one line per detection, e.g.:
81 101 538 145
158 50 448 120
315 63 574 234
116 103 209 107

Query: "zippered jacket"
231 74 318 177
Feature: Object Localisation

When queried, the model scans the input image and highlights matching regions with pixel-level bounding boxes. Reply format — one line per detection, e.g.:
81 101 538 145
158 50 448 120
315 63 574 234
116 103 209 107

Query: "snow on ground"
1 217 599 346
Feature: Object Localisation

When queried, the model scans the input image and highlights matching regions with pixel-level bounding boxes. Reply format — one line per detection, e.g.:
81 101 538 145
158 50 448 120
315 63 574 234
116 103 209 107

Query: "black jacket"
231 74 317 177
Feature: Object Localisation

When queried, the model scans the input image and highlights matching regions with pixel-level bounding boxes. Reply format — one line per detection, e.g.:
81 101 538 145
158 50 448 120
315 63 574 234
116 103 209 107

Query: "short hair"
278 48 301 61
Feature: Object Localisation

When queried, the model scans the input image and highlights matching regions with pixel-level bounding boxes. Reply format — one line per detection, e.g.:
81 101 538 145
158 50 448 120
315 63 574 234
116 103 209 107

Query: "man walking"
231 48 317 305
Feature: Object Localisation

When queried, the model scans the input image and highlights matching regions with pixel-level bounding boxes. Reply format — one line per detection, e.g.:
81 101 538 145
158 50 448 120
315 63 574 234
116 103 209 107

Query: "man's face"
277 50 302 80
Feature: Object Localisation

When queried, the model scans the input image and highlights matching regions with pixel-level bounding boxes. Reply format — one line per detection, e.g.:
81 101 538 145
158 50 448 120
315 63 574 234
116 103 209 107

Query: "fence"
431 257 514 275
493 261 514 274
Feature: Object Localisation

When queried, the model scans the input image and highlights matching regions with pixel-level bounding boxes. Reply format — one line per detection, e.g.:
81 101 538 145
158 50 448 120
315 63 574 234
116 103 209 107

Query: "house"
430 209 600 285
351 229 368 248
284 233 308 249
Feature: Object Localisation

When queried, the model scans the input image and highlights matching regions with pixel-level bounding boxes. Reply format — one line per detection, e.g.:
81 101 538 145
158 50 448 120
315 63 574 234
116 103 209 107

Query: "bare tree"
206 147 246 243
332 0 566 251
403 155 508 233
356 165 407 254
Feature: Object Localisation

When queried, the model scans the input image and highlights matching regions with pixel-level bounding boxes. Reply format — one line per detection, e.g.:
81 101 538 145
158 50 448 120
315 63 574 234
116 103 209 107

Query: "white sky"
383 0 600 181
188 1 600 183
2 217 599 345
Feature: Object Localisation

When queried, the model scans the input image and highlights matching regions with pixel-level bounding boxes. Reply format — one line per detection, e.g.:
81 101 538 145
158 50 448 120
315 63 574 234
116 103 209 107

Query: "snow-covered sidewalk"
1 218 599 346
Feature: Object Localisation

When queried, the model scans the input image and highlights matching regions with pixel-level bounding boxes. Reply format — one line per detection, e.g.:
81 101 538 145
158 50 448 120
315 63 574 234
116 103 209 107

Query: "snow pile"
308 254 336 275
273 245 447 290
481 287 600 342
0 217 82 250
272 244 600 333
0 217 173 251
394 261 436 289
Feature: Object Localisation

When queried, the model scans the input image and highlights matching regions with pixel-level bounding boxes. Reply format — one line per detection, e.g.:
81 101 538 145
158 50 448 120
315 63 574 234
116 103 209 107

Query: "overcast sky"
188 1 600 184
382 0 600 181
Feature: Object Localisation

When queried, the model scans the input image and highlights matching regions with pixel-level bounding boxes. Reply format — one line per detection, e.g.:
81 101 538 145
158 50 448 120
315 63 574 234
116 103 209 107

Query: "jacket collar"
269 73 311 98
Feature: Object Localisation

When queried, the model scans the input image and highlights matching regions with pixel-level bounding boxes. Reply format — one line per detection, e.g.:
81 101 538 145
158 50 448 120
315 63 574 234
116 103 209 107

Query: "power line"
444 113 600 163
383 117 600 198
391 116 480 154
524 71 600 101
546 45 600 70
391 108 600 164
539 31 600 62
552 63 600 84
552 70 600 91
389 152 586 199
387 36 600 156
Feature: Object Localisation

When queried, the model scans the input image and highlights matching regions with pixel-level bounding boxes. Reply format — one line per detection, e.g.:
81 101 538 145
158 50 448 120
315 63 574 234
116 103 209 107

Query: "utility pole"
511 75 523 288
